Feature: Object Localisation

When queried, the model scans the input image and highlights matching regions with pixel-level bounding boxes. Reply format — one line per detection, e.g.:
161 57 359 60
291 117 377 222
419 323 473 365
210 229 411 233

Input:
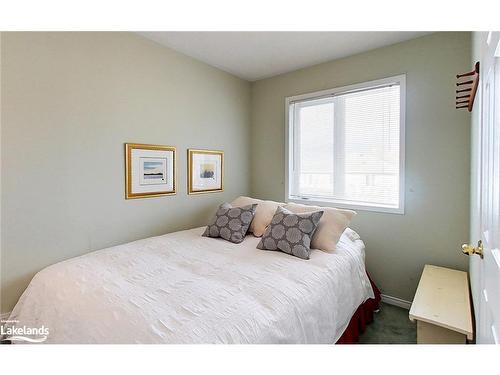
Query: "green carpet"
359 302 416 344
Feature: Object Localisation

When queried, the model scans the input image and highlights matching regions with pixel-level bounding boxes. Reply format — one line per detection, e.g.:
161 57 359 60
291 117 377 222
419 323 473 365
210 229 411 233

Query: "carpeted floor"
359 302 416 344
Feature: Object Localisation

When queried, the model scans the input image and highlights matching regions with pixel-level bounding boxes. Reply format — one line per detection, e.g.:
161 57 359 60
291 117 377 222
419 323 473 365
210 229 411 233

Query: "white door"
474 31 500 344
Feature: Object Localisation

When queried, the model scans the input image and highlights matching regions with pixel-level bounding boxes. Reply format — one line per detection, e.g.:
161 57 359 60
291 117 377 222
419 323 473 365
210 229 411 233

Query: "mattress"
7 227 374 344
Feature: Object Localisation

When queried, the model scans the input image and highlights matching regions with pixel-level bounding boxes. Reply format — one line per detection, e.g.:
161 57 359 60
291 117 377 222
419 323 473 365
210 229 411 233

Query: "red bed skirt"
336 274 381 344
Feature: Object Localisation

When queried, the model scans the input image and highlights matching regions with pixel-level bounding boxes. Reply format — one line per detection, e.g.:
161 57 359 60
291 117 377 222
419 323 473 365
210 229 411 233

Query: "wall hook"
456 62 479 112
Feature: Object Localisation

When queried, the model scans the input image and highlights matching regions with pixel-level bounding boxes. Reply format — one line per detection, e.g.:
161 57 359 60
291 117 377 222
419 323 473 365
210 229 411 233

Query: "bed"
7 226 375 344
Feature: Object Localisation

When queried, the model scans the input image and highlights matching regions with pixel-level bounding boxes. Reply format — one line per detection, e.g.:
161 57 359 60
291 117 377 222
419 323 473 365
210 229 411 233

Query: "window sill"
286 196 405 215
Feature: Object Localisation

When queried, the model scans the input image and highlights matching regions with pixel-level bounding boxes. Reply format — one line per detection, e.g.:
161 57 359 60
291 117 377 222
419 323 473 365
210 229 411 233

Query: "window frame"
285 74 406 215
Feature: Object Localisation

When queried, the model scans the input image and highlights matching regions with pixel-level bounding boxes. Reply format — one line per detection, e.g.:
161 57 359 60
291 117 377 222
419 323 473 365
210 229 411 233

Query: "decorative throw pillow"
203 203 257 244
283 203 356 252
230 196 285 237
257 206 323 260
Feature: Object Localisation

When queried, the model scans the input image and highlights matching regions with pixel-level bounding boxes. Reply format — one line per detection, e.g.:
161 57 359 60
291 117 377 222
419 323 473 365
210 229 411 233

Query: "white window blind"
287 75 405 213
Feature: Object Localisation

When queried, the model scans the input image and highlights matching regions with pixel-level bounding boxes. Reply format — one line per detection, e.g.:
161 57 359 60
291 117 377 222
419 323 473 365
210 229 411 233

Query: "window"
286 75 405 214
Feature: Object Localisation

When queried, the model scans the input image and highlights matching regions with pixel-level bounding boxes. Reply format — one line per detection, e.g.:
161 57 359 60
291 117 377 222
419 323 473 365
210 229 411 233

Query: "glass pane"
297 99 334 196
291 83 401 209
342 86 400 206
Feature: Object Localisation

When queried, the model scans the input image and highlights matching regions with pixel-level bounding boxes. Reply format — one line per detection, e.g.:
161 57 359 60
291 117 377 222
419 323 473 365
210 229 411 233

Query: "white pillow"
231 196 285 237
283 202 356 252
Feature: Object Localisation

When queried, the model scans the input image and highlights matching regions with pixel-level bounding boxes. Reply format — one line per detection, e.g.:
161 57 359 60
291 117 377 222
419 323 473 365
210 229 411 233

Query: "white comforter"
8 227 374 344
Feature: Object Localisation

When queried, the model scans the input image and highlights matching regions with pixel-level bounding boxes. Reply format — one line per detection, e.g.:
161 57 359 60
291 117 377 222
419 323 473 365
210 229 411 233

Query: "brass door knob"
462 240 483 259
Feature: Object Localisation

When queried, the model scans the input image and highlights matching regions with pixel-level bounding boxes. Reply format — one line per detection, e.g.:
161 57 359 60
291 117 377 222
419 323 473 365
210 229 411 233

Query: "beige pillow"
231 196 285 237
283 202 356 252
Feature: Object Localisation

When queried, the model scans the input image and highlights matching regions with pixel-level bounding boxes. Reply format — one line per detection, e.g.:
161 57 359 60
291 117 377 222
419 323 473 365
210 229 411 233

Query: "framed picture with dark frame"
188 149 224 194
125 143 176 199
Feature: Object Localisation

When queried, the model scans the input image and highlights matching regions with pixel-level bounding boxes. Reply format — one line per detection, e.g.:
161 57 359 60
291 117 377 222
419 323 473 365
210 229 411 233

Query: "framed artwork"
188 149 224 194
125 143 176 199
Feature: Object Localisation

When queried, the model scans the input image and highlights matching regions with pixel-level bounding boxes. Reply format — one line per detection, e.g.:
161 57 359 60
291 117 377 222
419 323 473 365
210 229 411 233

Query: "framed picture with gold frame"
188 149 224 194
125 143 176 199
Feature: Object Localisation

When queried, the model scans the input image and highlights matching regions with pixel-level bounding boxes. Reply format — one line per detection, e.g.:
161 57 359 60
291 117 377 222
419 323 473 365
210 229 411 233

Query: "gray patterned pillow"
203 203 257 244
257 206 323 260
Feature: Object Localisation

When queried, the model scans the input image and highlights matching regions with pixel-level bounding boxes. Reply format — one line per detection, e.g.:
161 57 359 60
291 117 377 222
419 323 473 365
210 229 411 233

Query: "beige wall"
251 32 471 302
0 32 251 313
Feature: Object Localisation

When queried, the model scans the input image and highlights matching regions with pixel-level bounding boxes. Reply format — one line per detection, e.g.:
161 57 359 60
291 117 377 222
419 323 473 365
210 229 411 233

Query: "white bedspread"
8 227 374 344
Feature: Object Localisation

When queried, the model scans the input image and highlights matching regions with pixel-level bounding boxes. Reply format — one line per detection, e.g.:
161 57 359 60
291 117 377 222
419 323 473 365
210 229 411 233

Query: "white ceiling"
138 32 433 81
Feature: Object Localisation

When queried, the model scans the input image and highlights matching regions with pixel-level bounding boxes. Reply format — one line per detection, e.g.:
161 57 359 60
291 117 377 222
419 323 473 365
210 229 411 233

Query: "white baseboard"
381 294 412 310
